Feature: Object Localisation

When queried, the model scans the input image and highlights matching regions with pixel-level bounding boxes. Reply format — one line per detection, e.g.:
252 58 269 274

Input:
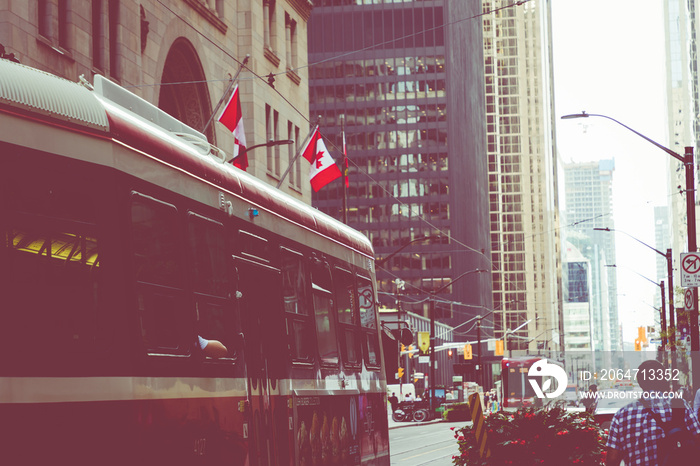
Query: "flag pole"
202 55 249 135
341 114 348 224
276 119 321 189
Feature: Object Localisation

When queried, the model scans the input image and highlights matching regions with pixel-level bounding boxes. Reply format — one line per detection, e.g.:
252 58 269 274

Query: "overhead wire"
146 0 549 315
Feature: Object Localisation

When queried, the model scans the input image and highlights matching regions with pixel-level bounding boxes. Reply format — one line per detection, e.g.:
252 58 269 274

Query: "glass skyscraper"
563 160 620 351
307 0 493 332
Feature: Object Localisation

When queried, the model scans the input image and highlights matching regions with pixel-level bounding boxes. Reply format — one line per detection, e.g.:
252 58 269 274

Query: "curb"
388 418 444 429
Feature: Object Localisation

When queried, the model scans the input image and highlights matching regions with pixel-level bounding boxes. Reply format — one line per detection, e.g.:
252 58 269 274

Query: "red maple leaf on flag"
301 127 342 191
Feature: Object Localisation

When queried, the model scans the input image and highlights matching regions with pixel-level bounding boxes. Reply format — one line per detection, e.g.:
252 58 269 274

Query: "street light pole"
594 227 676 351
244 139 294 153
564 113 697 354
593 228 676 352
606 264 668 350
428 268 487 413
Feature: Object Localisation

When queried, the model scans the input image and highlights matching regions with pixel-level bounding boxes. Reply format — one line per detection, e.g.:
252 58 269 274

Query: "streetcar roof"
0 60 373 258
0 59 109 131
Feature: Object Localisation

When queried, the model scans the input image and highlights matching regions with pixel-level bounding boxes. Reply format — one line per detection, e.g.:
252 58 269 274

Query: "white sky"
551 0 670 341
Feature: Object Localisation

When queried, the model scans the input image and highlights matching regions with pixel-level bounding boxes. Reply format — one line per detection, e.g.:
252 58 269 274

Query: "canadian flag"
217 84 248 170
301 127 342 192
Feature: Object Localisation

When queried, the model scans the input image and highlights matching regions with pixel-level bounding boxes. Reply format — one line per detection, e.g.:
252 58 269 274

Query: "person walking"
388 392 399 414
582 384 598 414
606 359 700 465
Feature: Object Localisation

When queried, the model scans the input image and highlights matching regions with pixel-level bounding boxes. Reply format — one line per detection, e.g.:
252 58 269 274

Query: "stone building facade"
0 0 314 202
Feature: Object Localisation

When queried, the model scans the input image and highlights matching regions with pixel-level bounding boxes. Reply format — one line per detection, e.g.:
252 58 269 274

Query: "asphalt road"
389 418 471 465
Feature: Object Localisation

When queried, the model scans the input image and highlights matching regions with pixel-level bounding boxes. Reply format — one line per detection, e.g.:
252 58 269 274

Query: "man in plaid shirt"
606 359 700 465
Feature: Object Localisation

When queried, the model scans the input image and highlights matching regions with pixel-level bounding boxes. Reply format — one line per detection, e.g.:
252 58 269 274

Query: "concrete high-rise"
482 0 563 355
663 0 698 301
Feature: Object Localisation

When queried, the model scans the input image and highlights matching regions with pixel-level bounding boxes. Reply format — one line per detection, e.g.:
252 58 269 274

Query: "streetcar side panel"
0 62 389 466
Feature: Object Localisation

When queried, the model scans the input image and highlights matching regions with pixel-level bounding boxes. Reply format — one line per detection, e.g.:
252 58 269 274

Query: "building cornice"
285 0 313 22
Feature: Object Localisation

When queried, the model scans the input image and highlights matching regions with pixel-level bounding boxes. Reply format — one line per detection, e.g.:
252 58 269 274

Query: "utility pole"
477 316 483 388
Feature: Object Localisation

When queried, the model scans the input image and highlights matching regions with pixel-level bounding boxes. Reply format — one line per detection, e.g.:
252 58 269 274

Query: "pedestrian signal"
464 344 472 360
495 339 504 356
398 367 404 378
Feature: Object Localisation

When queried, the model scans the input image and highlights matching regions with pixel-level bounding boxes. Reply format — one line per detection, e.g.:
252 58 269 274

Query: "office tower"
563 243 595 352
482 0 563 354
664 0 698 288
307 0 493 333
563 160 620 351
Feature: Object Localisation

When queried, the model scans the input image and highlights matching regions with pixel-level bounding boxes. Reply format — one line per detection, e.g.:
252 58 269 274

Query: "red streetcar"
0 60 389 465
500 356 566 409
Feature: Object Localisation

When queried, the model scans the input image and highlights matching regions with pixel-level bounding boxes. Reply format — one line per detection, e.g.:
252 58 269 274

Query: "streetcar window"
357 276 376 328
288 319 314 361
281 248 309 315
131 194 182 287
365 332 380 367
282 248 313 361
240 230 271 263
197 301 235 359
333 267 360 365
312 263 338 365
9 229 99 266
188 213 236 360
188 214 227 297
1 155 106 373
3 220 101 366
333 267 356 324
344 328 360 364
131 193 188 355
313 288 338 364
137 289 188 354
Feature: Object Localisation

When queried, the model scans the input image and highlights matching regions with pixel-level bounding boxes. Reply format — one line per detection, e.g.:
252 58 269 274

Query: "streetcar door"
234 255 288 466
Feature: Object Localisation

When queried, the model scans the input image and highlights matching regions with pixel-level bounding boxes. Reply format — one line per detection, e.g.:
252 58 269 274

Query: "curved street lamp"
243 138 294 154
606 264 667 350
563 113 697 354
594 227 674 350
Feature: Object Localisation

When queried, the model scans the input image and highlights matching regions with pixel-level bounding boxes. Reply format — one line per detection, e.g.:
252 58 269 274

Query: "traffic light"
448 348 454 359
408 345 415 358
495 340 504 356
634 339 642 351
398 367 404 379
401 344 406 353
464 344 472 360
638 327 648 344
